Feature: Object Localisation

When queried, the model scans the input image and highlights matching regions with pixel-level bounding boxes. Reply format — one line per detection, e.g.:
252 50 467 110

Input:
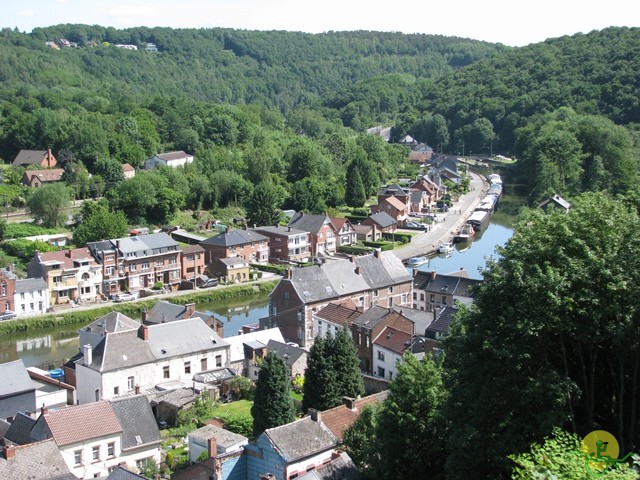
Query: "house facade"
287 212 337 257
180 244 206 282
313 301 362 340
27 248 102 305
74 317 229 404
412 270 481 311
14 277 49 316
200 229 269 265
372 325 412 381
207 257 251 284
21 168 65 188
253 225 311 264
144 150 193 169
329 217 357 247
87 232 182 295
261 251 413 348
0 267 17 312
361 211 397 234
370 195 409 224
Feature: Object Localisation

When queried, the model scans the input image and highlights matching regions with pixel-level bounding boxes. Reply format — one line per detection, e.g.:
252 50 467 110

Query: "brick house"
371 195 409 224
261 251 413 348
21 168 65 188
199 229 269 265
351 305 415 374
180 244 206 282
0 267 17 312
253 225 311 264
412 269 480 311
361 211 397 234
287 212 338 258
12 149 57 168
410 177 443 206
87 232 182 296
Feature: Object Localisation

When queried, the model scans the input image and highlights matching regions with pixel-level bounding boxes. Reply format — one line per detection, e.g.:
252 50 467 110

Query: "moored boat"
467 210 491 232
454 223 475 243
438 242 454 254
406 256 429 267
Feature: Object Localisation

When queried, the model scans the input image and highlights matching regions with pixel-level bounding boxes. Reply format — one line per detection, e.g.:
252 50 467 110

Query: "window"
107 442 115 458
378 351 385 361
215 355 222 368
413 292 417 300
74 450 82 466
156 260 164 266
20 292 25 300
113 386 119 395
184 361 191 374
94 389 100 401
142 262 149 270
127 376 134 390
373 289 379 297
92 446 100 461
200 358 207 371
388 286 393 294
401 293 407 304
430 294 435 303
105 266 114 275
442 296 447 305
163 366 170 378
377 367 385 377
129 264 137 272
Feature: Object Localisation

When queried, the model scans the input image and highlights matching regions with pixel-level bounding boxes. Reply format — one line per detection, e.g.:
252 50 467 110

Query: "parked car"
113 292 136 302
199 278 219 288
0 310 17 320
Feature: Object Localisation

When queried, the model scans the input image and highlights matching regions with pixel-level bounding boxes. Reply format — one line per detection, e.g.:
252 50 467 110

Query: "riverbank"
0 279 278 336
394 171 488 261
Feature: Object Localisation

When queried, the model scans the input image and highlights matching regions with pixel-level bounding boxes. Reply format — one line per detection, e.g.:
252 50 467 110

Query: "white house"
371 325 412 381
13 277 49 317
29 396 161 479
144 151 193 170
74 316 229 404
223 327 285 378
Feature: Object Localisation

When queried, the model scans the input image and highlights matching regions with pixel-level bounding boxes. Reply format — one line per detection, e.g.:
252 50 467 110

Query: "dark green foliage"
26 182 71 228
343 354 446 479
244 181 285 227
345 163 367 208
302 330 364 412
2 238 57 261
251 352 296 437
443 192 640 478
72 200 128 245
228 376 255 401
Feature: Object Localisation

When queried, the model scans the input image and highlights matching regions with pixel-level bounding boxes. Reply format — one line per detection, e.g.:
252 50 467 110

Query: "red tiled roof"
23 169 64 183
121 163 135 171
182 244 205 254
37 247 97 270
315 302 362 328
320 392 387 441
329 217 346 230
44 401 122 446
156 151 191 161
373 326 412 354
384 195 407 211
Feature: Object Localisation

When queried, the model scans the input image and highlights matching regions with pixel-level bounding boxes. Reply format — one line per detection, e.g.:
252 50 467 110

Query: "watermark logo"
579 430 633 476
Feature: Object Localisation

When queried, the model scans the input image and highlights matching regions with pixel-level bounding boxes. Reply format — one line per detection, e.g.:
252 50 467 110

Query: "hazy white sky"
3 0 639 47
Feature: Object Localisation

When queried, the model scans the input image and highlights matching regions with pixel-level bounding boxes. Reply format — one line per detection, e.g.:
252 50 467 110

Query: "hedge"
0 280 279 336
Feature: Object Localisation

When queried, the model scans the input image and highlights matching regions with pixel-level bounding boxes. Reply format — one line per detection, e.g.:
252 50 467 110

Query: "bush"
292 374 304 394
152 281 164 290
2 239 58 261
229 376 255 400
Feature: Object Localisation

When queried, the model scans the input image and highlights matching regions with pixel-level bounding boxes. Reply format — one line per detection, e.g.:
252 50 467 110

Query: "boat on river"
467 210 491 232
406 256 429 267
438 242 454 254
454 223 475 243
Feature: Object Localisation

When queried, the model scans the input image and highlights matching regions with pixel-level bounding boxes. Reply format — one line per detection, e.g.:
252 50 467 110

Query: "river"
1 190 523 369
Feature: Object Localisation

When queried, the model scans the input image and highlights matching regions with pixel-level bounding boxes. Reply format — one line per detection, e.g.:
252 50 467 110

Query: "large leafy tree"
245 180 286 227
251 352 296 437
343 353 447 479
443 192 640 478
72 200 128 245
26 182 71 228
302 330 364 412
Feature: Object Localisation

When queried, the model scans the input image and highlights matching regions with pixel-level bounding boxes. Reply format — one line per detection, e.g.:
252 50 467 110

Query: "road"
394 171 488 261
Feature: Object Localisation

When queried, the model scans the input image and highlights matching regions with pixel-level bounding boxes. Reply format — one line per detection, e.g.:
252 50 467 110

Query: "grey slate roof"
367 211 396 228
14 277 46 294
377 184 409 197
283 252 411 305
12 150 49 166
88 232 179 260
254 225 308 237
288 212 331 235
107 465 149 479
266 340 307 367
83 317 228 372
0 360 34 398
296 451 362 480
352 305 392 329
265 416 337 462
81 311 140 336
392 306 434 336
0 439 76 480
413 271 481 299
189 424 247 449
110 395 161 451
426 306 458 337
201 229 267 247
144 300 211 325
4 412 36 445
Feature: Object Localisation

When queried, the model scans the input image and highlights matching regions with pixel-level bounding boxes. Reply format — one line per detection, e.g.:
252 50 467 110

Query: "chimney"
343 397 356 410
41 404 48 415
184 303 196 319
431 270 437 280
140 324 149 341
374 249 380 259
135 384 140 395
141 308 148 324
349 256 355 263
207 437 217 458
66 249 72 258
308 409 321 422
82 344 92 366
287 226 291 232
47 148 53 167
3 445 16 460
285 269 292 279
354 266 361 275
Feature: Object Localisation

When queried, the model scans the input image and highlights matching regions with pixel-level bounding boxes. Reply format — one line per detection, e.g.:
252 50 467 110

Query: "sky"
2 0 639 47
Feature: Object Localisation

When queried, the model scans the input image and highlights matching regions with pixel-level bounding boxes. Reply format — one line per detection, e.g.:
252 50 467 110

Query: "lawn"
212 399 252 417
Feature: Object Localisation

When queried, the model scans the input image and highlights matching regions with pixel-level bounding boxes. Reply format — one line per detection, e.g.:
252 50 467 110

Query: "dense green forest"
2 23 640 478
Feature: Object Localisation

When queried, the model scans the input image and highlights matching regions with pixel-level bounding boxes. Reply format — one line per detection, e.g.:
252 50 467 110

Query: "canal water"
1 189 524 369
